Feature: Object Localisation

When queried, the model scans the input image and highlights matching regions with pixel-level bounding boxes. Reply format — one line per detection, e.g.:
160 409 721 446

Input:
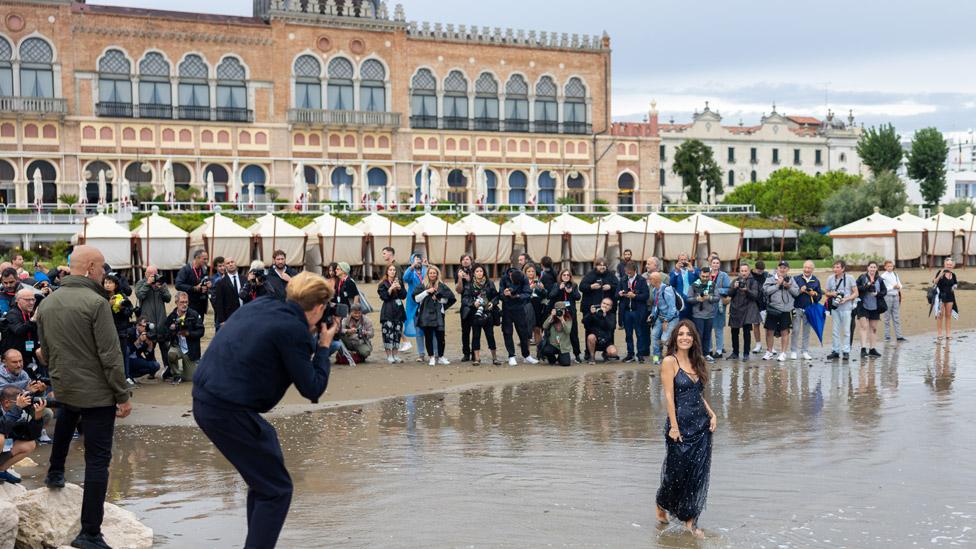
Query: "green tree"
817 171 863 192
907 127 949 207
856 123 903 176
942 198 976 218
755 168 830 225
672 139 722 203
822 171 908 228
720 180 765 206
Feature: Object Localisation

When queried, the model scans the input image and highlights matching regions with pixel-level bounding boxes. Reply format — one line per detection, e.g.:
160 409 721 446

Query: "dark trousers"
692 317 713 354
48 404 117 536
731 326 751 356
460 316 473 357
679 301 694 321
541 343 571 366
471 323 496 351
622 309 649 358
502 308 531 358
423 328 446 358
194 399 292 549
567 313 581 357
128 356 160 378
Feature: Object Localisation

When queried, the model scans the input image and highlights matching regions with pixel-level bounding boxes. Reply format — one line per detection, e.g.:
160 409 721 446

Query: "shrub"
817 245 832 259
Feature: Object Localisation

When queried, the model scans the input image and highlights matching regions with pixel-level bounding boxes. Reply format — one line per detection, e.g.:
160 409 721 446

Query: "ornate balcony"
96 102 133 118
406 116 592 135
0 96 67 117
289 109 401 129
216 107 254 123
177 105 211 121
137 103 173 120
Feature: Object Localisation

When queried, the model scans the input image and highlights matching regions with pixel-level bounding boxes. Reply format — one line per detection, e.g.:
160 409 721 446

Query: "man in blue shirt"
668 253 699 321
193 272 338 549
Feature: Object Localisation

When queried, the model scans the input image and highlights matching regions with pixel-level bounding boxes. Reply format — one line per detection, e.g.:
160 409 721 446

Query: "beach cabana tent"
454 213 514 266
829 208 922 262
958 208 976 264
355 213 415 266
74 214 132 268
131 213 189 269
927 209 967 262
407 213 468 267
248 214 307 266
620 213 685 260
189 213 252 265
548 213 602 262
895 208 954 260
503 213 561 261
304 213 366 270
673 214 742 262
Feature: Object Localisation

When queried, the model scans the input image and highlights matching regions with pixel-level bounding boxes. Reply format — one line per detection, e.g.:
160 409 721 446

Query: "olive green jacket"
542 314 574 354
36 275 130 407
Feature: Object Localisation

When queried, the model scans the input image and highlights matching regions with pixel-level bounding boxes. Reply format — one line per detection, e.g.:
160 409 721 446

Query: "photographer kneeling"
192 271 337 548
339 304 373 364
0 385 47 484
126 318 161 382
583 298 620 364
540 301 573 367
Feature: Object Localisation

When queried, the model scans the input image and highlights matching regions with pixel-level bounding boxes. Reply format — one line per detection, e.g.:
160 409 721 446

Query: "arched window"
241 165 266 198
216 57 248 121
446 169 467 204
178 54 210 120
331 166 354 202
485 170 498 205
294 55 322 110
505 75 529 132
327 57 354 110
360 59 386 112
538 171 556 207
26 159 57 204
474 73 499 131
443 70 468 130
204 164 229 201
410 69 437 129
566 172 585 204
0 38 11 97
727 170 735 188
508 170 527 204
0 158 14 205
97 49 132 117
750 170 757 183
19 37 54 98
124 162 153 190
304 166 319 186
138 52 172 119
617 172 635 212
84 161 114 203
564 78 587 134
365 167 388 204
534 76 558 133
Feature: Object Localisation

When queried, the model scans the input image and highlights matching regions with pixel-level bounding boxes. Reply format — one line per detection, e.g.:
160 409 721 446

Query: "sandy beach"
122 267 974 426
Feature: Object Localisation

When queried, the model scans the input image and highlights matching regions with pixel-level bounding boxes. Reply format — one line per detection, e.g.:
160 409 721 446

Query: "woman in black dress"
377 263 407 364
934 257 959 340
656 319 717 538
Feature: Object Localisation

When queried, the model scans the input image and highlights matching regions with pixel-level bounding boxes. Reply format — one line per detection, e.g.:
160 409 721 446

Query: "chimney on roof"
648 100 659 136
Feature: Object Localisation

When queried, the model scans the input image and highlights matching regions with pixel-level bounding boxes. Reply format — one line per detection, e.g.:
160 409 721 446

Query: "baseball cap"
778 260 790 268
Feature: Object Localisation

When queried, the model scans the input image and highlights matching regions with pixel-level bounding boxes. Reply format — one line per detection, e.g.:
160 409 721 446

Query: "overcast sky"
102 0 976 137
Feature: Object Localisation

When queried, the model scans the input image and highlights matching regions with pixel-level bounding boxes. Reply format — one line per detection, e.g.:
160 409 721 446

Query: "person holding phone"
669 253 699 321
548 269 582 363
933 257 958 340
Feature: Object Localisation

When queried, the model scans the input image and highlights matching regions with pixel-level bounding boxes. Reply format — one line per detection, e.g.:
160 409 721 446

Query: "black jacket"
175 263 211 314
0 406 42 441
377 279 407 324
498 273 531 311
2 306 38 363
213 272 244 325
108 294 134 337
412 283 456 330
193 297 331 413
583 309 615 344
548 282 582 318
162 307 205 361
616 274 650 315
461 279 499 321
334 276 359 306
240 277 281 305
269 265 298 287
580 269 619 315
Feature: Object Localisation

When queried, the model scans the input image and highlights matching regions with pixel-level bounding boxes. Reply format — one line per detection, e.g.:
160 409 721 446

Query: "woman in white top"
879 260 906 342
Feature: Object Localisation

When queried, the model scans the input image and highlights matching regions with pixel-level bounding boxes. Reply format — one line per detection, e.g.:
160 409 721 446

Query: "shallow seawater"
35 335 976 547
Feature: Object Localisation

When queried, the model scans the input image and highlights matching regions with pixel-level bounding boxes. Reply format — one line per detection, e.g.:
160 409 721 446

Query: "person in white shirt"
879 260 906 342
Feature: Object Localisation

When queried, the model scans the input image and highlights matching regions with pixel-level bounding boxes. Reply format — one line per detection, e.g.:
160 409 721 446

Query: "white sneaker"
524 356 540 364
802 352 813 361
387 356 396 364
762 351 774 360
777 352 786 362
399 341 412 352
39 429 52 444
508 356 518 366
753 343 763 353
428 357 436 366
437 357 450 365
6 468 19 480
789 352 797 360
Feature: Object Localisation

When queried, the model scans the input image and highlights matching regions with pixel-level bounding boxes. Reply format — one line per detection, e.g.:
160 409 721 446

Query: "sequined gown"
656 367 712 522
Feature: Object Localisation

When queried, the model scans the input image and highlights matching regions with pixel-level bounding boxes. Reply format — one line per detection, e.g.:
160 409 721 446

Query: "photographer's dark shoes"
44 471 65 488
0 470 21 484
70 532 112 549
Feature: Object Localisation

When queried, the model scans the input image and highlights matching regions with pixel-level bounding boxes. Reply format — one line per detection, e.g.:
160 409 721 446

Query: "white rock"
0 483 26 499
14 483 82 549
0 500 18 549
102 502 153 549
15 458 38 468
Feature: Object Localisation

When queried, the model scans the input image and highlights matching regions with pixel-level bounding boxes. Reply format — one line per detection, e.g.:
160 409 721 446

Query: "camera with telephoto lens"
831 293 844 309
322 302 349 328
249 268 267 286
473 296 488 321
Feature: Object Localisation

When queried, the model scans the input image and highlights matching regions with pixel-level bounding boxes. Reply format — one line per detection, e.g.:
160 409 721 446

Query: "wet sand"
23 330 975 547
128 268 976 426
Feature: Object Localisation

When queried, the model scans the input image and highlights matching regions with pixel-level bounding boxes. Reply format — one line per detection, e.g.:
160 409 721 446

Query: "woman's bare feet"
655 506 668 524
684 519 704 539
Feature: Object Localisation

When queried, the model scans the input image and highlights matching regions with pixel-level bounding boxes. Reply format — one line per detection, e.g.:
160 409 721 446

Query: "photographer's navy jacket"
616 274 650 314
792 274 823 309
192 297 330 413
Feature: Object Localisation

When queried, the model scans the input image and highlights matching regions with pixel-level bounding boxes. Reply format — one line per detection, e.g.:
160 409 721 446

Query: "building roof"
786 116 822 126
75 3 267 26
610 122 657 137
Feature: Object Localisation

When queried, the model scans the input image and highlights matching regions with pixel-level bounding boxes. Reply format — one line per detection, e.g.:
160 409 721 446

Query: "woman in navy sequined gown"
656 319 717 538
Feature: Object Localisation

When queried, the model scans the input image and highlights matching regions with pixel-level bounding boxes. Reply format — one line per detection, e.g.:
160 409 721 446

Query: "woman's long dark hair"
664 319 708 384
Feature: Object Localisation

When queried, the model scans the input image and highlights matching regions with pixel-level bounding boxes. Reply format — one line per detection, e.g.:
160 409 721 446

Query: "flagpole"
966 210 976 268
640 214 651 263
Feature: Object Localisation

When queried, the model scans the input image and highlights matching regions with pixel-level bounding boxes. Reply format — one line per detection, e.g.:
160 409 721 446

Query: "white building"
656 103 865 203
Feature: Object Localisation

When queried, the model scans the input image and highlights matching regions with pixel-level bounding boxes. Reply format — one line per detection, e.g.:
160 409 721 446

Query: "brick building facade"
0 0 663 209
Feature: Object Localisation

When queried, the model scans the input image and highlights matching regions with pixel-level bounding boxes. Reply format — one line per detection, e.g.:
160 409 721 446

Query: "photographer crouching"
540 301 574 366
163 292 205 385
192 271 338 548
0 385 47 484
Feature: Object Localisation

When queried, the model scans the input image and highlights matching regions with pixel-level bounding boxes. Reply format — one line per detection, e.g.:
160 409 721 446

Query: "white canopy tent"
189 213 252 265
503 213 563 261
408 213 469 267
248 214 307 266
958 209 976 264
673 214 742 262
620 213 685 260
454 213 515 266
355 213 415 266
74 214 132 268
927 209 966 262
304 213 366 270
131 213 189 270
830 209 922 261
895 208 954 259
547 213 603 262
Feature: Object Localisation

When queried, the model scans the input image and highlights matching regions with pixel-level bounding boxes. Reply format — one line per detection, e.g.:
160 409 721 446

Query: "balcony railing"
216 107 254 123
96 102 133 118
178 105 212 121
407 117 592 135
0 96 67 116
290 108 402 128
138 103 173 120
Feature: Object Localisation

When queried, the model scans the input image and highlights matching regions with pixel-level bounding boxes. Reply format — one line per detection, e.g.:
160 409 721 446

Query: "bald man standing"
35 245 132 549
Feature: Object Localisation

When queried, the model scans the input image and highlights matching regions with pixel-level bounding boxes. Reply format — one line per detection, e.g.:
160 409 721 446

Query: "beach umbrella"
247 182 256 207
804 303 827 344
359 162 370 210
293 162 306 210
119 178 131 209
97 169 107 205
230 158 241 204
77 178 87 205
162 159 175 203
527 164 539 206
206 170 216 207
475 165 488 207
428 168 441 205
420 162 430 204
32 168 43 209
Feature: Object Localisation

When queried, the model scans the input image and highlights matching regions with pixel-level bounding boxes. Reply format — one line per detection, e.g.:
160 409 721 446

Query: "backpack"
671 286 685 312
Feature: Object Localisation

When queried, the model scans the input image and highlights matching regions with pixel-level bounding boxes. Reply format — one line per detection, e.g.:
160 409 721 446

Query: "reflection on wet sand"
28 334 976 547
